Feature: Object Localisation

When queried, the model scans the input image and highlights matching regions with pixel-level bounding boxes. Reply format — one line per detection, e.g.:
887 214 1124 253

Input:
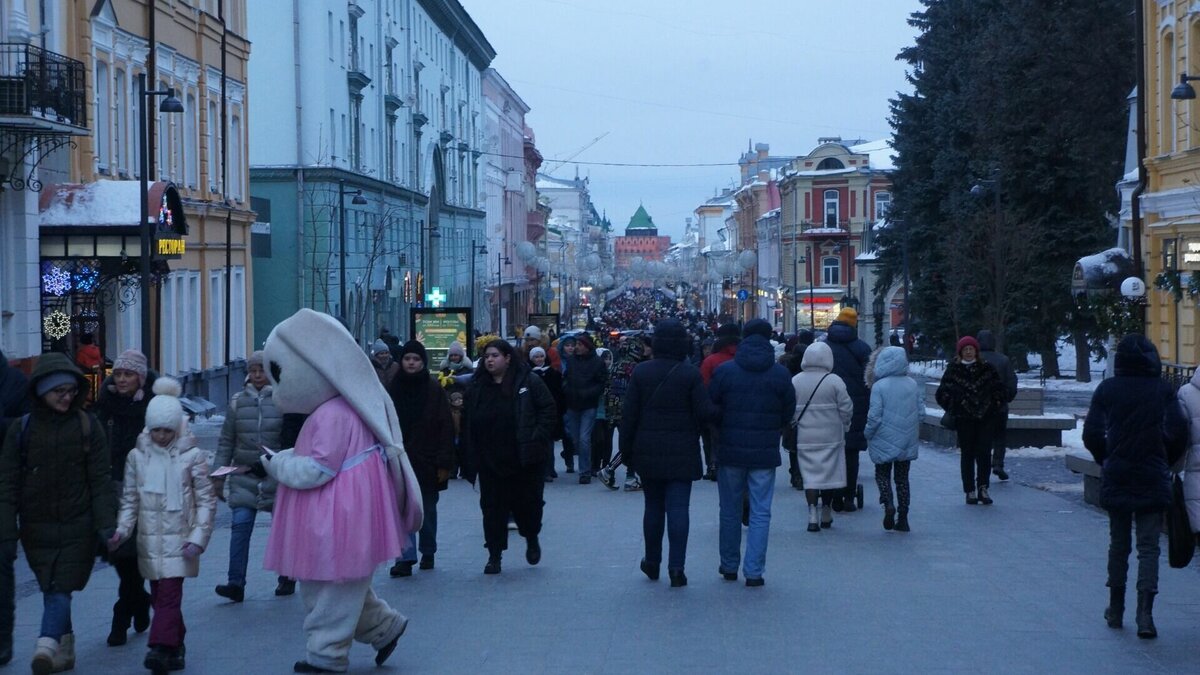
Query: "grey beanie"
35 371 78 397
372 339 390 354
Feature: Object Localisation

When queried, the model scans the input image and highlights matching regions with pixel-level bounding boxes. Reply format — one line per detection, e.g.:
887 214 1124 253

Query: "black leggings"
875 460 911 512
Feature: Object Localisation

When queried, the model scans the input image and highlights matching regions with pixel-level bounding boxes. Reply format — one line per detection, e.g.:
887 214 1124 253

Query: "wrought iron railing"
0 43 87 128
1162 362 1196 391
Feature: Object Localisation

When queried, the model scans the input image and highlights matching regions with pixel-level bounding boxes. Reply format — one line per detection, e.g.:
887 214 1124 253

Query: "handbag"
940 410 957 430
791 373 831 428
1167 473 1195 569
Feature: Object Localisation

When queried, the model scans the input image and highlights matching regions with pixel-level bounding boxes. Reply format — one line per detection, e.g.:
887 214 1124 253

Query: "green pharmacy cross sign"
426 287 447 308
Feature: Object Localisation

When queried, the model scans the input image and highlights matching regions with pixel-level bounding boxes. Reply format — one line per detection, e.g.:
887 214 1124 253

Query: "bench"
1065 451 1101 506
920 382 1075 448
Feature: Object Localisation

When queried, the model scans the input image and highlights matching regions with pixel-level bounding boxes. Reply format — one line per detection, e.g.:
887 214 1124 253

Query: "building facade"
248 0 493 347
613 205 669 272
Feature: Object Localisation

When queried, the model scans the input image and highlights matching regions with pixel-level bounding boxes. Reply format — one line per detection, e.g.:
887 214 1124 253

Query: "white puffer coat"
791 342 853 490
1175 372 1200 532
116 433 216 579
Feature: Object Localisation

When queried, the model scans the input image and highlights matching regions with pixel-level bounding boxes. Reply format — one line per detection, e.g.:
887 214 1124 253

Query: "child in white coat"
109 378 216 673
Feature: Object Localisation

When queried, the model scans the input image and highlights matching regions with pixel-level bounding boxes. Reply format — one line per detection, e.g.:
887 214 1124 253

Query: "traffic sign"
736 289 749 302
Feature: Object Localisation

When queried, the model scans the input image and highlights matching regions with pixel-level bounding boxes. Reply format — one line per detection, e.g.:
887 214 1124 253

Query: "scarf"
140 434 193 511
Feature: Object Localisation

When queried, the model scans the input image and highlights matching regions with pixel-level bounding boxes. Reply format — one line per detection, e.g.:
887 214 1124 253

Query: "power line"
479 149 744 168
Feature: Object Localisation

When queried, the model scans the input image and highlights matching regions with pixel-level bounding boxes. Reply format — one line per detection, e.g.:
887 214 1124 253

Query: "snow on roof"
1076 247 1132 280
40 180 144 227
849 138 896 172
855 250 879 261
804 227 849 235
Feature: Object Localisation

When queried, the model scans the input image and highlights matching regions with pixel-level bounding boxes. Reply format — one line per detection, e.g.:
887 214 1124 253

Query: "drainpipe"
293 0 305 308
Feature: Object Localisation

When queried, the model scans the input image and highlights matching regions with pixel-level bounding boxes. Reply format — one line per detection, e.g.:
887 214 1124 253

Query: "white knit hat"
144 377 186 434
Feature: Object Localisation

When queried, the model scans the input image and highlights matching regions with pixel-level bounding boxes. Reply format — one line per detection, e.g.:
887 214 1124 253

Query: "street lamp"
138 73 183 367
471 240 487 332
338 180 367 320
1171 73 1200 100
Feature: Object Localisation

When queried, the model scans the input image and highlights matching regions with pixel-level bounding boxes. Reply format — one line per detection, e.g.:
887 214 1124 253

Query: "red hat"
956 336 980 356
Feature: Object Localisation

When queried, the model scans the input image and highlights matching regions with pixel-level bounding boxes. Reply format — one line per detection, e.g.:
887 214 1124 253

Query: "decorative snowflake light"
75 308 100 334
43 310 71 339
41 262 71 296
73 262 100 294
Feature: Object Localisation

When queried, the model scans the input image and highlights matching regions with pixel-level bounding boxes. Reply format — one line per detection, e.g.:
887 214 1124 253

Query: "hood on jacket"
867 346 909 388
1114 333 1161 378
28 353 88 412
733 334 776 373
826 321 858 344
1190 367 1200 391
977 329 997 352
800 341 834 373
651 319 690 360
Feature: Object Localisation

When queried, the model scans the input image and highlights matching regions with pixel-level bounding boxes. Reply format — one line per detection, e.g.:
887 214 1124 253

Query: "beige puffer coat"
116 433 216 580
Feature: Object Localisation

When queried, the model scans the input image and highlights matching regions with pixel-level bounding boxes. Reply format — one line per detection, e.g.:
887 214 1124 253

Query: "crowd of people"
2 296 1200 672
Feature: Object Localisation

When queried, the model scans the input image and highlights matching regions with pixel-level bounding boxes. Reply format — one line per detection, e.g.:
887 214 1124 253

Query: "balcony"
346 48 371 92
0 43 88 135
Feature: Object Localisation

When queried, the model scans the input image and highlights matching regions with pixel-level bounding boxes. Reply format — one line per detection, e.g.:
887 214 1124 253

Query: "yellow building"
1 1 254 402
1142 0 1200 365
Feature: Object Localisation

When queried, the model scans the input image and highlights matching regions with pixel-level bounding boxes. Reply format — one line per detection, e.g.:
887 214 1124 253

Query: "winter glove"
182 543 203 559
248 460 268 479
106 531 123 552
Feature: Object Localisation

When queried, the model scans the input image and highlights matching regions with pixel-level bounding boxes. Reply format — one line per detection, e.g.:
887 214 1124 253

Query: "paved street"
9 430 1200 674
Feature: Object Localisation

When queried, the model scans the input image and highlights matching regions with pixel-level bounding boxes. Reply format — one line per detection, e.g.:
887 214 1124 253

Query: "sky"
459 0 924 242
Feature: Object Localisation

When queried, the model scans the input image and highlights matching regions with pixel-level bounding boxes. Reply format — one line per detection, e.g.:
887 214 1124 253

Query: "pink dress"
263 397 405 581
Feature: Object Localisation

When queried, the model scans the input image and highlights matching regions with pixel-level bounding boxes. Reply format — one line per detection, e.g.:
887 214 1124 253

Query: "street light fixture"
338 180 367 320
1171 73 1200 100
138 73 184 367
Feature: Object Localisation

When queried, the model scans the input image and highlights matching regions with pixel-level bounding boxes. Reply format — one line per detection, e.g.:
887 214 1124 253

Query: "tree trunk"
1072 329 1091 383
1013 352 1030 372
1040 347 1060 379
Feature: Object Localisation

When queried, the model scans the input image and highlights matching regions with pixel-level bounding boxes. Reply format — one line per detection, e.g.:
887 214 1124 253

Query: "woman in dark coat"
387 340 454 577
461 340 557 575
1083 334 1187 639
91 349 156 646
620 319 714 587
935 336 1004 506
0 353 115 671
529 347 565 482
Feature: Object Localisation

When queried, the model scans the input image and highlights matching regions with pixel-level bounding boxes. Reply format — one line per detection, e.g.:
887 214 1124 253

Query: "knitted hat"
113 349 148 383
35 372 78 397
144 377 185 434
448 341 467 358
574 332 594 351
836 307 858 328
523 326 542 340
743 318 772 339
247 350 265 368
372 339 391 354
398 339 428 365
529 346 547 361
956 336 980 356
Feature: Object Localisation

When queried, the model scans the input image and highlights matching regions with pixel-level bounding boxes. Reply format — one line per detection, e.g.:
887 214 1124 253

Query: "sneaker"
978 486 993 505
745 577 765 588
994 468 1009 481
623 476 642 492
598 466 618 490
966 490 979 505
215 584 244 603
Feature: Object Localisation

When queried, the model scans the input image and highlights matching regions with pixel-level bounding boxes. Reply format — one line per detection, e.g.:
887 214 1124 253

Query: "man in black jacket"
0 350 29 665
825 308 871 511
1083 334 1188 639
563 333 608 484
977 330 1018 480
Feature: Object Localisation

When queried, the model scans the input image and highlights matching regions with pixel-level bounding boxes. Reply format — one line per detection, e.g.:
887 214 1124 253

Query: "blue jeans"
40 592 71 640
564 408 597 476
401 486 439 562
642 479 692 571
718 466 776 580
228 506 257 587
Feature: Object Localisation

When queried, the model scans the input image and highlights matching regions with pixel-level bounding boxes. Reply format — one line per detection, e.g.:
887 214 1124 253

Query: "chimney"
755 142 769 162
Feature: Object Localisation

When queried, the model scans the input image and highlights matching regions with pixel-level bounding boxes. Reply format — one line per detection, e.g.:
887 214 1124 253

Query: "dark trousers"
874 460 912 512
560 426 576 470
991 411 1009 470
843 448 860 502
592 420 614 474
1107 509 1163 593
148 577 185 649
0 540 15 649
701 426 717 471
113 554 149 623
642 479 693 572
479 463 545 554
956 418 994 493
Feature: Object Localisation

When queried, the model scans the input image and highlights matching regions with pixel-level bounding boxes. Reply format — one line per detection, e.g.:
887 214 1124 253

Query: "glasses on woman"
49 385 79 398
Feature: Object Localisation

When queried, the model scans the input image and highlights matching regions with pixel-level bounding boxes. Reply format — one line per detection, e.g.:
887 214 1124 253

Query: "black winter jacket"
977 330 1018 414
564 351 607 411
1083 334 1188 513
620 321 714 481
93 370 159 482
462 366 557 480
0 350 29 436
825 321 871 451
936 359 1004 422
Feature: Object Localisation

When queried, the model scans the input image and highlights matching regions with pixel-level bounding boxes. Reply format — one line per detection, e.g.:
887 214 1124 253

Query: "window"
113 68 125 171
824 189 840 227
208 100 220 191
1164 238 1179 272
231 114 242 199
129 75 140 175
349 96 362 169
209 270 225 367
327 11 334 61
822 256 840 286
185 272 200 371
185 93 197 186
95 60 110 171
387 117 396 181
231 267 247 360
158 80 170 179
874 191 891 220
816 157 844 170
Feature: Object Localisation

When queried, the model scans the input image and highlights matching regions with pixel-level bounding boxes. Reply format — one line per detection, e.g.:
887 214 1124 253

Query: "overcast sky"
459 0 923 242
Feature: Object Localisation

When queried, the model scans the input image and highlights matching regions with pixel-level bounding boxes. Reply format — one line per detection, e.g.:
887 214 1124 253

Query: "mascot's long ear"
273 309 404 448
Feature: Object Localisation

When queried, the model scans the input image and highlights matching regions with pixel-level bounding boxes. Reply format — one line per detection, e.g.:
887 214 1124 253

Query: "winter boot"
108 602 130 646
820 504 833 529
214 584 244 602
525 536 541 565
1136 591 1157 639
144 646 170 674
166 644 186 671
52 633 74 672
133 592 151 632
274 577 296 596
389 560 413 578
883 506 896 531
30 637 57 675
895 510 911 532
483 552 502 575
807 505 820 533
977 485 993 505
1104 586 1124 629
668 569 688 588
965 489 978 505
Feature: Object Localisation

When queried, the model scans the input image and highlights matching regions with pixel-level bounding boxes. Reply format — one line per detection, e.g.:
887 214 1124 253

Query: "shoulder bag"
791 373 831 428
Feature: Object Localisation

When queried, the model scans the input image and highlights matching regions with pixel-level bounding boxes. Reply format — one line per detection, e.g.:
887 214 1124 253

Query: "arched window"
822 256 840 286
816 157 844 170
824 189 840 227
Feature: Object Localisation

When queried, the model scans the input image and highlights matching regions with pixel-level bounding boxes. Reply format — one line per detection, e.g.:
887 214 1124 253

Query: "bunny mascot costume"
260 309 423 673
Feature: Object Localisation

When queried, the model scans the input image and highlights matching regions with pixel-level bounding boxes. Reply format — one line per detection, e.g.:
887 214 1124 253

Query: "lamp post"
338 179 367 320
138 73 183 367
471 240 487 332
417 219 441 306
496 251 512 334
